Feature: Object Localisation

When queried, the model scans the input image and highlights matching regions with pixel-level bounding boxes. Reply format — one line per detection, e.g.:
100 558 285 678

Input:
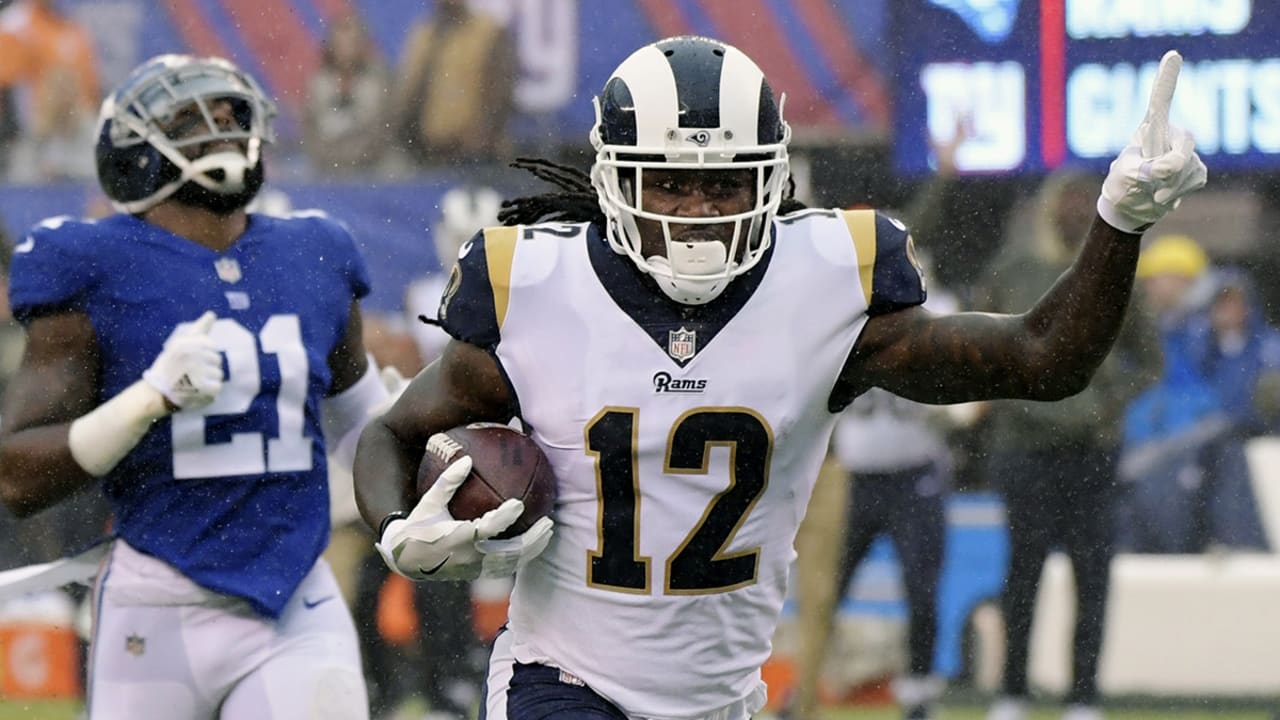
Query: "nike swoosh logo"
303 595 336 610
13 237 34 253
419 555 451 576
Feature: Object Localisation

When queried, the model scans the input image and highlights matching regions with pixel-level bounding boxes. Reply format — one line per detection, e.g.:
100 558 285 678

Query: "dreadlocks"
499 158 604 229
498 156 807 230
779 186 806 214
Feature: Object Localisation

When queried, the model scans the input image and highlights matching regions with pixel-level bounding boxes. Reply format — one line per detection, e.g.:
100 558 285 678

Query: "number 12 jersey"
439 210 925 718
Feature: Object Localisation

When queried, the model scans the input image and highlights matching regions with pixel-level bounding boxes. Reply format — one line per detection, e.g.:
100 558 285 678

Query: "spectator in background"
1123 260 1275 554
1188 268 1280 439
6 63 96 183
1117 235 1243 554
1188 269 1276 550
304 15 402 177
978 169 1162 720
390 0 515 167
0 0 99 138
0 87 18 175
1135 234 1214 376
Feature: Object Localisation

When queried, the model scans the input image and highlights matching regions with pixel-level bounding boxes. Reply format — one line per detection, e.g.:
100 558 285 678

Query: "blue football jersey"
9 212 370 618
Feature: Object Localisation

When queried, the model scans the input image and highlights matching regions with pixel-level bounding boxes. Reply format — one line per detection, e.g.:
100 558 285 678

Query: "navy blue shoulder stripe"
438 230 502 350
869 213 927 316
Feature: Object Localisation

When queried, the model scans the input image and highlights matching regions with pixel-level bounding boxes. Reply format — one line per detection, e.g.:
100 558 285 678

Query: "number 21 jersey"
9 212 370 618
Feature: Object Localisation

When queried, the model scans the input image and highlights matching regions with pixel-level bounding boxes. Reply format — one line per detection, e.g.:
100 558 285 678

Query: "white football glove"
1098 51 1208 234
142 311 224 411
375 445 555 581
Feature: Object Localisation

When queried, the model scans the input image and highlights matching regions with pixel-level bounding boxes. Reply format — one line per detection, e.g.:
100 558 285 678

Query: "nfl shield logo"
668 327 697 362
214 257 242 284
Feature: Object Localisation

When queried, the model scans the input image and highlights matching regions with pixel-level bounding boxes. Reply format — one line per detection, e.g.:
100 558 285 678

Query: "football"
416 423 557 540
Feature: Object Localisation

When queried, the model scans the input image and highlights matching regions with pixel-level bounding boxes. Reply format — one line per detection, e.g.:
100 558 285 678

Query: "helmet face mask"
627 166 758 257
96 55 278 215
590 36 791 305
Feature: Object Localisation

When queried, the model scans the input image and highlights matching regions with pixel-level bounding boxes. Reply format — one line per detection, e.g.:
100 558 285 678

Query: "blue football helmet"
590 35 791 305
95 54 277 214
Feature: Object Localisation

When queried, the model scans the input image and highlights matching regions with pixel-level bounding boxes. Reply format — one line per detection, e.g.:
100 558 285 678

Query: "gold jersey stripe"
841 209 877 307
484 226 519 329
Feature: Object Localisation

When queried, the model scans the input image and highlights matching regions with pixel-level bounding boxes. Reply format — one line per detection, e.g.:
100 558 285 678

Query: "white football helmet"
590 36 791 305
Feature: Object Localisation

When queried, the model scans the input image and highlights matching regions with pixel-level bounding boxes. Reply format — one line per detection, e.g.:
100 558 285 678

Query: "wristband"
378 510 410 538
68 380 170 476
1095 195 1150 236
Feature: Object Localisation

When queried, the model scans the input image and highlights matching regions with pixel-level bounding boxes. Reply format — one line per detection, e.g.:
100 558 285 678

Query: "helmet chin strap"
646 240 731 305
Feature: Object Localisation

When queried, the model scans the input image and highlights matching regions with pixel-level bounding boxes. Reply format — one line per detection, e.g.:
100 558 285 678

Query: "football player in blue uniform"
0 55 389 719
353 38 1206 720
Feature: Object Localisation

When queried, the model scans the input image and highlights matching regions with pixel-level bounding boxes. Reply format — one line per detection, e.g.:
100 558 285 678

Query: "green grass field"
819 707 1274 720
0 699 79 720
0 699 1272 719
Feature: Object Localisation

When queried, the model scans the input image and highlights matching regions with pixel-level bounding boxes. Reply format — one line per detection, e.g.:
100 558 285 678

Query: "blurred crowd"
786 155 1280 720
0 1 1278 719
0 0 515 184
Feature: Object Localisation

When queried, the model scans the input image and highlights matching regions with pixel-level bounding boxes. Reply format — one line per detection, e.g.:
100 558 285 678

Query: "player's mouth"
670 227 730 245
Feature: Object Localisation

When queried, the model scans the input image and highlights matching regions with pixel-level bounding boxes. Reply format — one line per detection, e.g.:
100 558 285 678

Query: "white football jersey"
440 209 925 719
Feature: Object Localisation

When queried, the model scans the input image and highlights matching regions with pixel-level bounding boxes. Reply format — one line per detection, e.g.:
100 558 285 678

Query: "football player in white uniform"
354 38 1205 720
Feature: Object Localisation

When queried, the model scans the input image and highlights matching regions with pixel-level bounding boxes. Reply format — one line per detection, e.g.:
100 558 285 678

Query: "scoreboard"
892 0 1280 175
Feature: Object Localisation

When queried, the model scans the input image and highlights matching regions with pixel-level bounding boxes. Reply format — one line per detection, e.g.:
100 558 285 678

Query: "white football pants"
86 540 368 720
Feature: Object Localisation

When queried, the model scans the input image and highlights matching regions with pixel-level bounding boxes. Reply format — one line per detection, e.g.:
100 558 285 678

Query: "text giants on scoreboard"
899 0 1280 174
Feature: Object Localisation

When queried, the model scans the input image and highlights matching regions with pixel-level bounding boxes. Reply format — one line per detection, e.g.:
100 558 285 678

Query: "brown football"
416 423 557 540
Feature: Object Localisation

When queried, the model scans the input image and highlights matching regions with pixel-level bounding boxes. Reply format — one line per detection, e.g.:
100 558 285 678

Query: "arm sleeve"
322 358 390 474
